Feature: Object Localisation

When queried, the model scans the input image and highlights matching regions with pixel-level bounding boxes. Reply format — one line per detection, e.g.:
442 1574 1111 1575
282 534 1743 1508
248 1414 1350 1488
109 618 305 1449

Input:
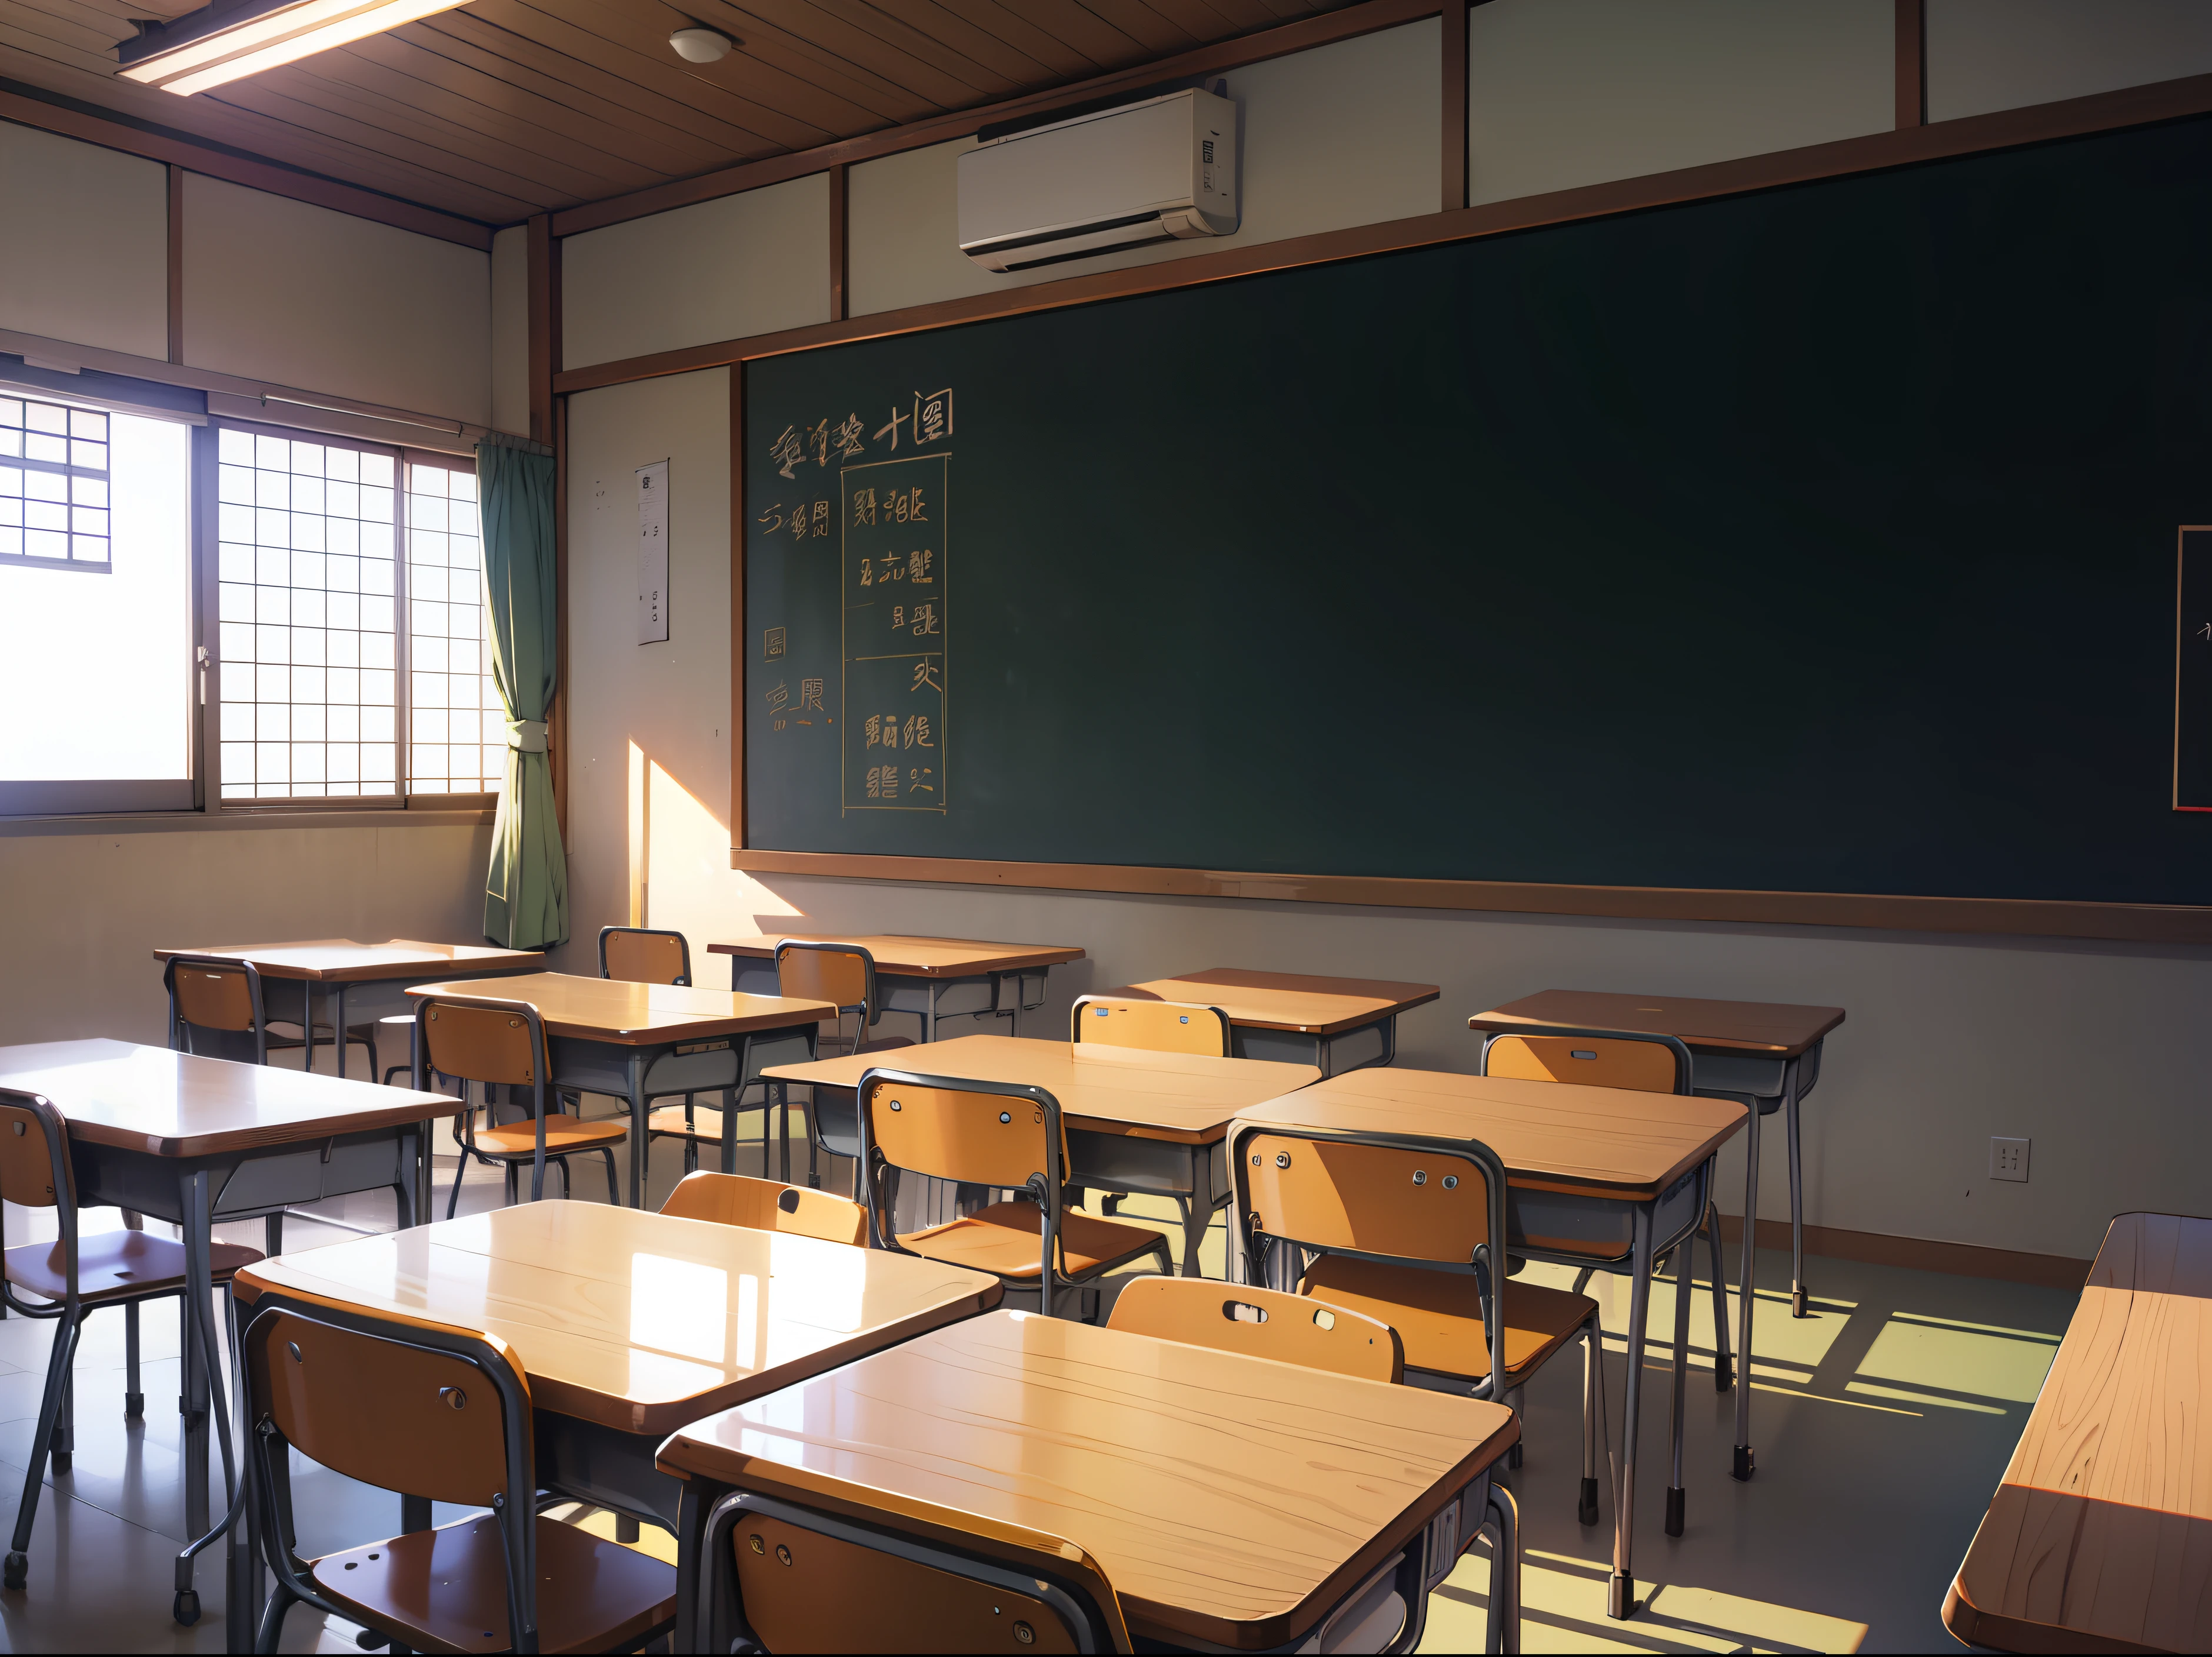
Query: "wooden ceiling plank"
245 58 631 201
8 0 135 46
328 31 702 184
1147 0 1275 35
423 9 782 156
854 0 1077 84
507 0 895 138
201 77 579 209
1071 0 1207 56
0 38 532 222
910 0 1114 78
668 0 946 121
962 0 1150 71
706 0 1015 107
375 19 742 173
2 0 129 55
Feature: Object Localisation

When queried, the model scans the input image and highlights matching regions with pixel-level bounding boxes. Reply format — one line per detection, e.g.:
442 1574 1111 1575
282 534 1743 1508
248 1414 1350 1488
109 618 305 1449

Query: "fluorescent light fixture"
117 0 469 95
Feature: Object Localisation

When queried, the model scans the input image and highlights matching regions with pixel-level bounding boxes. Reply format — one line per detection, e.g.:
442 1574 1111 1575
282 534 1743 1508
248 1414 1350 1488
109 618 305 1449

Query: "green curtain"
477 440 568 949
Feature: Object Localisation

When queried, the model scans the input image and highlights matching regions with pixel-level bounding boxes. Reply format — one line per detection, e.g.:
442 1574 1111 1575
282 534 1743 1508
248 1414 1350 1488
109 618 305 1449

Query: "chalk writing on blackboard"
843 452 948 814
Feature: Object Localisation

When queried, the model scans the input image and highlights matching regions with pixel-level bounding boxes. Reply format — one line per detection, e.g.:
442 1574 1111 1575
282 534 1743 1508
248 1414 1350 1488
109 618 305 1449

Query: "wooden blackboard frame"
711 78 2212 946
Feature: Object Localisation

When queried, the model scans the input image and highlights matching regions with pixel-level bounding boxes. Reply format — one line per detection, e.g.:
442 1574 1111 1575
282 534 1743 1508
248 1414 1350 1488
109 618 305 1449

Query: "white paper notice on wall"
638 459 669 645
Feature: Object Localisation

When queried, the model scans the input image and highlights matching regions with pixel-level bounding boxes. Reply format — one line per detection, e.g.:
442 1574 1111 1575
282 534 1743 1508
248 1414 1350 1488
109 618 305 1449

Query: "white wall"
182 172 490 424
561 175 832 370
1928 0 2212 122
0 122 168 361
1466 0 1893 205
491 225 530 438
850 20 1442 317
554 7 2212 1264
0 820 493 1050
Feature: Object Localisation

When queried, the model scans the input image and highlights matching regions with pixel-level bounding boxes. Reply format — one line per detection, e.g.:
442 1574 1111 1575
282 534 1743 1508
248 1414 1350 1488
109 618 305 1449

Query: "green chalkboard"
745 117 2212 905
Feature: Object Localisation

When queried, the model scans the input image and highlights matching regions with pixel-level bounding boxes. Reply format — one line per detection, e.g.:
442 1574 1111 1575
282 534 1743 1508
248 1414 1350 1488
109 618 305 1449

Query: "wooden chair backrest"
661 1172 868 1247
420 1000 541 1088
775 942 871 1014
0 1092 66 1210
602 927 689 986
170 961 259 1033
244 1306 517 1508
1240 1133 1489 1263
731 1513 1100 1654
1485 1032 1683 1093
1071 997 1230 1057
1105 1276 1402 1383
861 1078 1062 1190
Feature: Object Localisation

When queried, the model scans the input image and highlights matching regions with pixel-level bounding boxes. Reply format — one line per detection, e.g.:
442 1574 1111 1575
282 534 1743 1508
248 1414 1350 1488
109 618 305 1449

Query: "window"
0 395 193 810
0 395 114 570
405 460 500 795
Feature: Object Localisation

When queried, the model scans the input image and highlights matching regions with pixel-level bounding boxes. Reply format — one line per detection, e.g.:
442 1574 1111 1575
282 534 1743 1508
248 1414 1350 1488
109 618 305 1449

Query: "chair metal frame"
778 940 897 1196
1067 993 1234 1238
597 924 693 986
238 1295 546 1655
415 994 619 1215
698 1489 1127 1653
1475 1020 1734 1535
857 1067 1171 1318
601 924 755 1180
0 1087 253 1595
1068 994 1233 1054
164 954 272 1066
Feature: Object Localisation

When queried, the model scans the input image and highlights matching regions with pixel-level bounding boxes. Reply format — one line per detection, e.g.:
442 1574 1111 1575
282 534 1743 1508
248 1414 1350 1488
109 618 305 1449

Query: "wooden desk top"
1232 1065 1745 1201
0 1039 457 1158
707 933 1084 977
655 1307 1514 1651
1469 988 1845 1057
1114 968 1440 1036
1945 1213 2212 1655
151 938 542 983
763 1034 1320 1146
234 1202 1000 1435
404 973 833 1047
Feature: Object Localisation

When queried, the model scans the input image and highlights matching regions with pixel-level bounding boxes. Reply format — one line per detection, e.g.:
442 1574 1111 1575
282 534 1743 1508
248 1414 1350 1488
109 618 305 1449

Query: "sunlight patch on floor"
1857 1315 2059 1405
1420 1546 1868 1655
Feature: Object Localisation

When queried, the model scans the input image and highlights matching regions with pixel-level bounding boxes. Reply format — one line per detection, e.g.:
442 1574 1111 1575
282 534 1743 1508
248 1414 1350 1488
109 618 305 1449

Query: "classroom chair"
779 940 915 1197
697 1486 1130 1653
595 924 755 1178
659 1170 868 1246
1105 1276 1522 1654
1231 1123 1609 1548
1069 994 1231 1226
165 954 381 1077
1477 1023 1735 1401
0 1088 262 1592
858 1069 1172 1319
418 994 627 1215
239 1295 677 1653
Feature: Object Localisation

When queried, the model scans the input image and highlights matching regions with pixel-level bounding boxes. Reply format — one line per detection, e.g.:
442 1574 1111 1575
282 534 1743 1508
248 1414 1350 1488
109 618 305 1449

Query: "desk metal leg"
1733 1100 1760 1482
1787 1081 1808 1317
625 1052 647 1209
174 1170 238 1631
721 1085 738 1176
1610 1204 1653 1620
1179 1144 1210 1278
225 1288 261 1653
332 984 347 1080
924 982 939 1043
1665 1240 1691 1538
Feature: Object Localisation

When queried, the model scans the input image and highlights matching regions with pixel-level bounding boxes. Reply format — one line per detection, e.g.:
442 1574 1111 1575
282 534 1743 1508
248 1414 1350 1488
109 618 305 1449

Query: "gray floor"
0 1099 2069 1654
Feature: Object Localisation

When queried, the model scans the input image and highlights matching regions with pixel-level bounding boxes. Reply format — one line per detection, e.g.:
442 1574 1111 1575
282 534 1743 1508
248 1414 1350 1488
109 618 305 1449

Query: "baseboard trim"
1714 1214 2090 1290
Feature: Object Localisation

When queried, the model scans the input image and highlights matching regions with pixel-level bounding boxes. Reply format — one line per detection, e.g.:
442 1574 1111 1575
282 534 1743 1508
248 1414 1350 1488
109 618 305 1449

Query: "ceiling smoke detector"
669 25 731 63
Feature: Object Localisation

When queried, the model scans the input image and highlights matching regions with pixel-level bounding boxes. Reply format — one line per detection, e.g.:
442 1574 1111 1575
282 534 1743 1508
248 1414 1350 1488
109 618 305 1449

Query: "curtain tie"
506 719 548 753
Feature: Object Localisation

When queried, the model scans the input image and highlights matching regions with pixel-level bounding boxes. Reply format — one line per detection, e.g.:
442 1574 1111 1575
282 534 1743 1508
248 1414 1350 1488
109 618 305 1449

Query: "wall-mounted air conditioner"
957 87 1238 273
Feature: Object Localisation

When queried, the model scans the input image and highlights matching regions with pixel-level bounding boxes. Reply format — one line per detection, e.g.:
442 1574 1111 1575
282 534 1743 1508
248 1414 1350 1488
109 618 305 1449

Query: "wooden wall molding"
165 163 184 365
729 848 2212 944
1716 1213 2091 1292
0 85 492 250
1896 0 1927 128
548 0 1446 239
556 69 2212 398
1441 1 1469 212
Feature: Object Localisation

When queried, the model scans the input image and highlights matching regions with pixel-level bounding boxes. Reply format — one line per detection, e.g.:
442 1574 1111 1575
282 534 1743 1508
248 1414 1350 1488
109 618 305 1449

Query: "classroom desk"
404 973 833 1210
0 1039 454 1627
1469 988 1844 1482
763 1033 1321 1276
229 1201 1000 1652
655 1307 1518 1653
1943 1212 2212 1654
709 933 1084 1040
1110 967 1439 1075
1229 1065 1746 1622
151 939 543 1080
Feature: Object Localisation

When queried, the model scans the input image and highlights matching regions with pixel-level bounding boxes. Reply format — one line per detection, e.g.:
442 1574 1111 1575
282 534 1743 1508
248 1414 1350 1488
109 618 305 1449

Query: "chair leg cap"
124 1393 145 1418
1791 1283 1810 1318
48 1455 68 1476
1665 1485 1685 1537
1507 1441 1523 1469
1714 1358 1734 1392
5 1552 26 1591
1732 1445 1755 1482
172 1589 199 1626
1607 1572 1635 1620
1577 1477 1600 1527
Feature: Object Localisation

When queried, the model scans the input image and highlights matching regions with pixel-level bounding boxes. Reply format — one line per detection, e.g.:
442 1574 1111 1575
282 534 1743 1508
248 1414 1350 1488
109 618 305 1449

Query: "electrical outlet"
1990 1137 2030 1183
